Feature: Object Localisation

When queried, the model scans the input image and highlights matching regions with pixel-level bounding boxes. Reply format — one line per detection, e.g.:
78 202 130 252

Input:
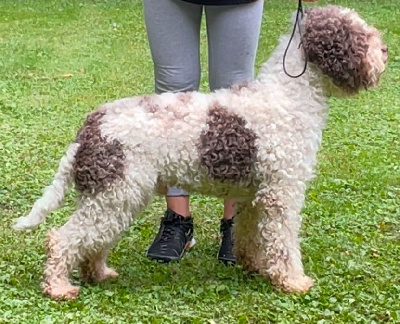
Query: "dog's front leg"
254 181 314 293
233 201 264 273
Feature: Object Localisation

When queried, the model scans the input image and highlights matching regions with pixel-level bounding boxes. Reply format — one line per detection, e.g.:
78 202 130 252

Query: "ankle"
222 214 234 221
166 196 190 217
164 209 193 224
168 208 191 218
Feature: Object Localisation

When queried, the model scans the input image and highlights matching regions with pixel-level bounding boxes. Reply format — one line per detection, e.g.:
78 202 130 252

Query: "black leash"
282 0 307 78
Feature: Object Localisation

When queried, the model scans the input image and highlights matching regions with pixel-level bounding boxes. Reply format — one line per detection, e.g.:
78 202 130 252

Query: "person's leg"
143 0 202 94
206 1 264 91
144 0 203 216
205 0 264 262
143 0 203 261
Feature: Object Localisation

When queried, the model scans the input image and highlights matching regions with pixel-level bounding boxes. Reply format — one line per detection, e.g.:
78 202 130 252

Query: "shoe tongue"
221 218 233 231
164 209 183 222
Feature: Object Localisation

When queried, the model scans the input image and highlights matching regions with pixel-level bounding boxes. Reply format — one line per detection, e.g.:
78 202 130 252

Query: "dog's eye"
381 46 388 53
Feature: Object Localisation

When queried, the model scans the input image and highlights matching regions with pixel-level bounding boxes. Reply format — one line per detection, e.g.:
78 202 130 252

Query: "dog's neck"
256 32 329 113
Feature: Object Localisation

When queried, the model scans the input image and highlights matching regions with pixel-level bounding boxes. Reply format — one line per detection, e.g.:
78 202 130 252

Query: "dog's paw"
282 274 314 293
44 285 80 300
81 267 119 283
98 267 119 282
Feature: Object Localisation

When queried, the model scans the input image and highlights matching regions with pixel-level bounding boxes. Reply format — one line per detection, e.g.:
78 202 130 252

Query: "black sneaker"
217 218 236 264
147 209 195 262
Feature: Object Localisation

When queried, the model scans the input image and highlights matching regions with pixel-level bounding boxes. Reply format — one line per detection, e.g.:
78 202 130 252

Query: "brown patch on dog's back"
73 109 125 193
231 83 249 94
140 93 192 120
140 96 158 113
198 105 257 183
176 92 192 105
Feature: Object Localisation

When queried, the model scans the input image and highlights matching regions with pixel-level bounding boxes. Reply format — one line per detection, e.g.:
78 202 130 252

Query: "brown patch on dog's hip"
73 109 125 193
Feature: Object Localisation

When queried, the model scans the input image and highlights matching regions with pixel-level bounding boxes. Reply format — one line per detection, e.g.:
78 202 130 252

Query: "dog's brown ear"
301 6 371 93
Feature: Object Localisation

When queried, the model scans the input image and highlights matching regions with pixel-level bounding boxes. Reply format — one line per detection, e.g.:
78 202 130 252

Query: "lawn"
0 0 399 323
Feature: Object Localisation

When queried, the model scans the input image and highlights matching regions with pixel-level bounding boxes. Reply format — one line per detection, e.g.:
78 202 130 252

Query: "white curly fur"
13 6 387 300
13 143 80 231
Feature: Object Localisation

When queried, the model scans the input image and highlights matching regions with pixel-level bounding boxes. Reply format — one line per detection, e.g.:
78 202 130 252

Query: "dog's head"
300 6 387 94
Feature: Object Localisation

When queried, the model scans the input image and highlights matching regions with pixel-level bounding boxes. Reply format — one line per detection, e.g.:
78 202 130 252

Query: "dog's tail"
13 143 80 231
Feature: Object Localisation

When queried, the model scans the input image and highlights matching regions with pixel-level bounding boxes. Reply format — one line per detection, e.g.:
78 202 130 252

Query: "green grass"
0 0 399 323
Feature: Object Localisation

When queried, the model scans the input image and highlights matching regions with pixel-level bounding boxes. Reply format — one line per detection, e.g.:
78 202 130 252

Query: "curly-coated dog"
13 5 387 300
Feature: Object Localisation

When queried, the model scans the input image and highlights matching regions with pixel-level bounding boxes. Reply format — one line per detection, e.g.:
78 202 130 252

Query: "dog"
13 5 387 300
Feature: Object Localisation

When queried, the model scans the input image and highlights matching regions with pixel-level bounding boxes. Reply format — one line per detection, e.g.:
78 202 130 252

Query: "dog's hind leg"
43 213 124 300
43 200 137 300
79 248 119 283
43 179 155 300
43 227 81 300
253 180 314 293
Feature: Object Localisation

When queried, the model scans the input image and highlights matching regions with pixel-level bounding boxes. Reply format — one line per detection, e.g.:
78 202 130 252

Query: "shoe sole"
186 237 196 249
217 240 236 265
147 237 196 263
218 256 236 265
217 247 236 264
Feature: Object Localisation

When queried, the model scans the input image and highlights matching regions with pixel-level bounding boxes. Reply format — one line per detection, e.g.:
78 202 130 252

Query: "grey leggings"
143 0 264 196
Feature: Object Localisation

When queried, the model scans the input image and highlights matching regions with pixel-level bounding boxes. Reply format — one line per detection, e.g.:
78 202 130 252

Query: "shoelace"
159 225 177 243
